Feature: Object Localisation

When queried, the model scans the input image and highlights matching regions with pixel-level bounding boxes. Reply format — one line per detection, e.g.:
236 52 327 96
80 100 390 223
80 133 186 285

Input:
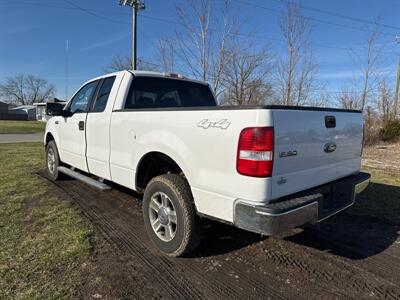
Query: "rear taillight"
237 127 274 177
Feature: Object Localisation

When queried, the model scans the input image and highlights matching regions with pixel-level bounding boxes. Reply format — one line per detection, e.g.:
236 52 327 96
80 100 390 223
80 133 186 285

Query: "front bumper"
234 172 370 235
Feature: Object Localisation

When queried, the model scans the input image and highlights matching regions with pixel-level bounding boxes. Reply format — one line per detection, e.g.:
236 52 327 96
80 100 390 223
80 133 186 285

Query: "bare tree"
377 78 393 124
174 0 239 96
339 88 362 110
0 74 55 105
106 55 132 72
156 38 176 73
106 55 160 72
349 22 384 111
220 47 273 105
306 89 330 107
274 1 317 106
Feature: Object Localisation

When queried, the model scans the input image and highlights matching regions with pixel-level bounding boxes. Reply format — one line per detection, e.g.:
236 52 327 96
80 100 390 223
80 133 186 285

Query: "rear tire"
46 140 62 181
143 174 202 257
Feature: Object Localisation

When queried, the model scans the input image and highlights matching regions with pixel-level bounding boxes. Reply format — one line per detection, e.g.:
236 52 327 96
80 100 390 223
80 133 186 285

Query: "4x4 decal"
197 119 231 130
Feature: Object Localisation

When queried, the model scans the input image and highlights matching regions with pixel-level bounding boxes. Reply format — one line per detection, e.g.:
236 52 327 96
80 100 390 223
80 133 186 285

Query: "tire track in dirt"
44 174 291 300
254 236 400 300
64 190 200 300
51 180 205 300
65 187 257 300
307 222 400 287
83 187 289 300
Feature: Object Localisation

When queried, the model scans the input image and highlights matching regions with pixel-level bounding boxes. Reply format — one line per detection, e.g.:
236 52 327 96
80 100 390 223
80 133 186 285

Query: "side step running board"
58 166 111 191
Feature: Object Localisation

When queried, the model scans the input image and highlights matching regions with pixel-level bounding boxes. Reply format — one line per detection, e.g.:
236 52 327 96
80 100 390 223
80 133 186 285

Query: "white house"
33 103 48 121
34 99 67 121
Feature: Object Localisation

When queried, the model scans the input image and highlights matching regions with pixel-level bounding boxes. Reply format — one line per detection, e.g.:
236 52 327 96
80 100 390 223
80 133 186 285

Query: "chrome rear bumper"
234 172 370 236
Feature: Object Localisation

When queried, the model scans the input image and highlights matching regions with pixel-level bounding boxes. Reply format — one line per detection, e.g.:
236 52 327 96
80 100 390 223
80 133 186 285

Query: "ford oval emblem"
324 142 337 153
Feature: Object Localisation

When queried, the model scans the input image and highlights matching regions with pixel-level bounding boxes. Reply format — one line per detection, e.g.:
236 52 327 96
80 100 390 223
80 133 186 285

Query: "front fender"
44 117 61 149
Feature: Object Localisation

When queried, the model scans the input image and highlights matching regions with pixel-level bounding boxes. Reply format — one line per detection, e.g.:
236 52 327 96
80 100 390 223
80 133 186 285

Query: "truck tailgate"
271 109 363 200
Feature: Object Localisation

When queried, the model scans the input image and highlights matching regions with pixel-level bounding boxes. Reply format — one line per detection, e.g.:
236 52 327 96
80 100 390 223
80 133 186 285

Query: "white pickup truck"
45 70 370 256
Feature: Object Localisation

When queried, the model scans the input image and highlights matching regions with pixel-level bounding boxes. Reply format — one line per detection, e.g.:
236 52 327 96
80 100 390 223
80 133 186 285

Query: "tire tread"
145 174 201 257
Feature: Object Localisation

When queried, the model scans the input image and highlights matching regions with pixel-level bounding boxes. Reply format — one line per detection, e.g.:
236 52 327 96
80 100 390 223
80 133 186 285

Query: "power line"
267 0 400 31
234 0 395 37
2 0 395 37
0 0 130 16
62 0 128 24
1 0 397 56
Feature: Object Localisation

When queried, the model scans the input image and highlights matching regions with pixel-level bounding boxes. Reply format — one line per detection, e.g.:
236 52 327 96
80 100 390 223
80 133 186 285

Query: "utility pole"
394 35 400 118
119 0 145 70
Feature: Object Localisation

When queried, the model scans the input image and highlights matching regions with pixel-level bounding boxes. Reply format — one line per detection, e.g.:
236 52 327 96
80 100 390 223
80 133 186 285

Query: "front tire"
143 174 202 257
46 140 62 181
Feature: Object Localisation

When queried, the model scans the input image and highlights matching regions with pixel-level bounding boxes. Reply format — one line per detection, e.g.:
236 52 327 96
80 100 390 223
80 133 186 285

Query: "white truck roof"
92 70 208 86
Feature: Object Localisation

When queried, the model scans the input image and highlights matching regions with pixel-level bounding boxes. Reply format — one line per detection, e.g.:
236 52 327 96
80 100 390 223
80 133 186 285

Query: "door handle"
78 121 85 131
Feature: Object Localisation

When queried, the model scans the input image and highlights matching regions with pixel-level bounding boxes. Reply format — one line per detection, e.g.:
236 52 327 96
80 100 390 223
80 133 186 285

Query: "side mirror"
46 103 68 117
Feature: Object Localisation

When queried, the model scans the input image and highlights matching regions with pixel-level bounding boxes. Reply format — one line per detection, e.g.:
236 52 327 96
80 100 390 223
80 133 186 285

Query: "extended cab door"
85 75 120 180
58 80 99 172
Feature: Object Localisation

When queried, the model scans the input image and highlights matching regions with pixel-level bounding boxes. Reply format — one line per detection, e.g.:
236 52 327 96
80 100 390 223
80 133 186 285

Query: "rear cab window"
124 76 216 109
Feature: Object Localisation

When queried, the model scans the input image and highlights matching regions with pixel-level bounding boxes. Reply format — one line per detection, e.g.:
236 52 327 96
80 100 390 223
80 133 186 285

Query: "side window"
69 81 98 114
91 76 116 112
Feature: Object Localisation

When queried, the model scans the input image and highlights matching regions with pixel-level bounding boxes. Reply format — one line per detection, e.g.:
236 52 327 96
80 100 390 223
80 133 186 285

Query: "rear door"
58 80 99 172
271 109 363 199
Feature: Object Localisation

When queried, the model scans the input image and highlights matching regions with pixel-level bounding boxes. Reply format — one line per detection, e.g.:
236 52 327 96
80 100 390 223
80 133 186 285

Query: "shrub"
379 119 400 142
364 126 380 145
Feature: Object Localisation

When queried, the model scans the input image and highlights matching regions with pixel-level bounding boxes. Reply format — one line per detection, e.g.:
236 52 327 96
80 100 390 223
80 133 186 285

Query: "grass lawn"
0 120 46 134
0 143 91 299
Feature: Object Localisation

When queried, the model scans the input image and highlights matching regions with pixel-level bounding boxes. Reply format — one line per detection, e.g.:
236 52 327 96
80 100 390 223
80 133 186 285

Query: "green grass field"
0 143 91 299
0 120 46 134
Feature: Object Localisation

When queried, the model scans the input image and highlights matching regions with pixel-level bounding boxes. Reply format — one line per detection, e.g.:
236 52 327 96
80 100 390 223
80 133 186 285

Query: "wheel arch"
135 151 191 193
45 132 55 146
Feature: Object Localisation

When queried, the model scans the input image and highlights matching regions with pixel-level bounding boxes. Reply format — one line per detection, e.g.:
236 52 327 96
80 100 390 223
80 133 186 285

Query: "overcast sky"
0 0 399 100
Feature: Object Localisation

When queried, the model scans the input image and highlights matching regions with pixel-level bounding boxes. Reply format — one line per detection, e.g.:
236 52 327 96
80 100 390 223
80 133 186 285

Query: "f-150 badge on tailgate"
197 119 231 129
279 150 298 157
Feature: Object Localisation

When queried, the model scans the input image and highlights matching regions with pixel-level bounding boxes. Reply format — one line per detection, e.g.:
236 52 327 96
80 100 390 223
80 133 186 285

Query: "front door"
58 80 99 172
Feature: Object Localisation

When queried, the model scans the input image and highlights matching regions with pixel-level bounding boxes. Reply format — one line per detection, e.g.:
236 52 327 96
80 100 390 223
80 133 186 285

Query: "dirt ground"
363 142 400 174
38 164 400 300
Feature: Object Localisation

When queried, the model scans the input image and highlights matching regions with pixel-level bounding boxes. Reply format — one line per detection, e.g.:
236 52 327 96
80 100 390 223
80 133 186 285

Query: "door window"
91 76 116 112
69 81 98 114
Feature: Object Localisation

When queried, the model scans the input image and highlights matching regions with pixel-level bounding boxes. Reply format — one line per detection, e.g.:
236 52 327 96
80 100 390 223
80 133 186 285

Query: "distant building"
9 105 37 120
34 98 67 121
33 103 47 121
0 101 9 114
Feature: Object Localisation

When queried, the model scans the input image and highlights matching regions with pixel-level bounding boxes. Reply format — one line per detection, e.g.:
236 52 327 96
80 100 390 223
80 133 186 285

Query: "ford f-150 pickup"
44 70 370 256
